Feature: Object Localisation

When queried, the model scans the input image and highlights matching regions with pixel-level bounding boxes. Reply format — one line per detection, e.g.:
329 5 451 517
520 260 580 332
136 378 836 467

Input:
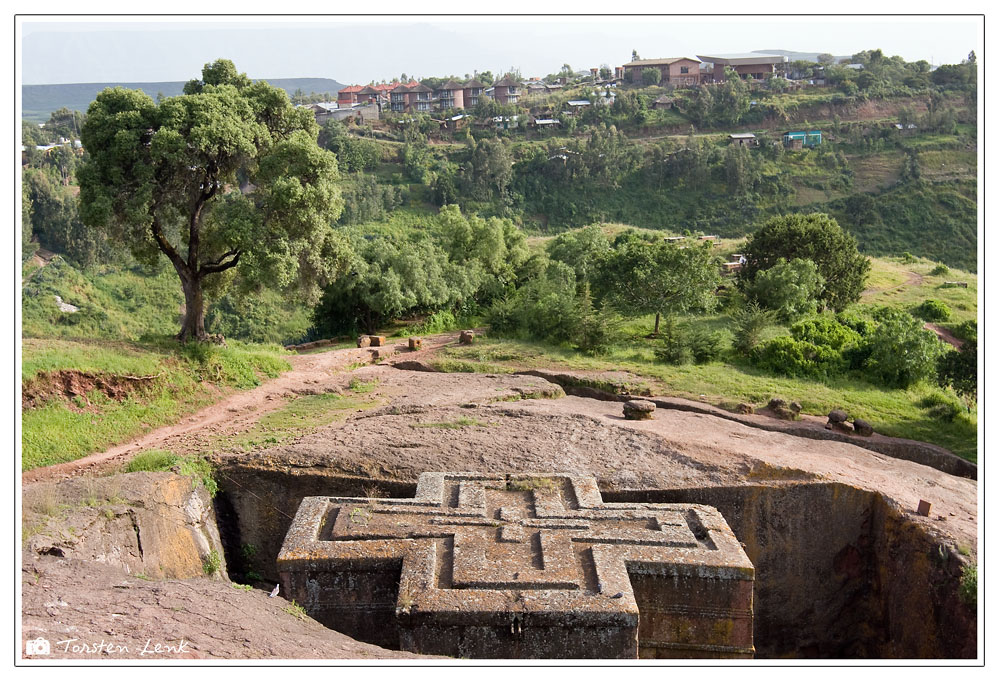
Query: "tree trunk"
653 312 661 336
179 275 207 342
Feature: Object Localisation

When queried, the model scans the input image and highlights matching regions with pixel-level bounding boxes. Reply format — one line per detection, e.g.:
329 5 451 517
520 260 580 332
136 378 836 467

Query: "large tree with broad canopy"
78 59 344 341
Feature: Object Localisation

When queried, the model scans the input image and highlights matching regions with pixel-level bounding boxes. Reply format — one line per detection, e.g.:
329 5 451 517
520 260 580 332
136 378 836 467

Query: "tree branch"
150 215 188 275
200 251 241 275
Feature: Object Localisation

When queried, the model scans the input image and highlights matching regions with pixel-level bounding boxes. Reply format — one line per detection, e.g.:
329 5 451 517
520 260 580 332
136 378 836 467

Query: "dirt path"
21 332 463 484
925 322 964 349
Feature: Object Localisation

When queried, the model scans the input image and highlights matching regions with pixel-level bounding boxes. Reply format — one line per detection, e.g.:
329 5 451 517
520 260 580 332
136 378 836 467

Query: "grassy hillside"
22 77 346 122
22 256 314 345
21 337 291 470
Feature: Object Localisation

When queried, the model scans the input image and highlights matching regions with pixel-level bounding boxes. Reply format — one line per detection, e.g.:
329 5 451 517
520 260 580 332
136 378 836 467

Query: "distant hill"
754 49 854 63
22 77 347 122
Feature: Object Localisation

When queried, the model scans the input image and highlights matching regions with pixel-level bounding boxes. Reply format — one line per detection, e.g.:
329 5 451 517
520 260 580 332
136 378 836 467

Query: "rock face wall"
608 482 977 658
24 472 227 580
217 465 975 658
276 473 754 659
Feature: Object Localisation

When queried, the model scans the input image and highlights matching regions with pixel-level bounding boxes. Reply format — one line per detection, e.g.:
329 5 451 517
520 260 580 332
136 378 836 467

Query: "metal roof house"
696 52 788 82
782 130 822 148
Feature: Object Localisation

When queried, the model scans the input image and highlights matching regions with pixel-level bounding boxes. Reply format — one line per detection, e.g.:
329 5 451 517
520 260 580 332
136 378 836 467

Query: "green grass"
21 256 317 346
861 257 977 326
213 392 378 452
22 338 164 383
124 449 179 473
430 323 977 462
21 337 292 470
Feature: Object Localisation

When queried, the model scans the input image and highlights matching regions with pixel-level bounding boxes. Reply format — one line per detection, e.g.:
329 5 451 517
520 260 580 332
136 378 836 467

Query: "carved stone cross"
278 472 754 659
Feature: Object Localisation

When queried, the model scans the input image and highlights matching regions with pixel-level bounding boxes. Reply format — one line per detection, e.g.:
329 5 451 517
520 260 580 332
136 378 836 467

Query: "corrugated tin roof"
623 57 700 67
697 53 788 65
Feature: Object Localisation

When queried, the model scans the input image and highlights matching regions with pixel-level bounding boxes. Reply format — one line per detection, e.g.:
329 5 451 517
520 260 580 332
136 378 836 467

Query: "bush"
790 316 862 351
745 258 825 323
688 328 725 364
575 301 622 356
937 342 977 401
835 310 877 338
486 261 580 343
951 319 977 343
915 299 951 322
959 563 977 607
863 309 941 388
929 264 951 276
124 449 178 473
654 317 692 365
731 302 774 355
755 336 845 379
641 68 662 86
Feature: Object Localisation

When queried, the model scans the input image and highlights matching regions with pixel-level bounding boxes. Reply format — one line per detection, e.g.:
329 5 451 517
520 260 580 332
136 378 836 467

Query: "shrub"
951 319 977 343
929 264 951 276
937 342 977 401
790 316 862 351
755 336 845 379
124 449 179 473
687 328 725 364
487 261 581 344
202 549 222 576
959 563 977 607
641 68 662 86
915 299 951 322
575 303 622 356
745 258 825 322
835 310 877 338
863 309 941 388
654 317 693 365
731 302 775 355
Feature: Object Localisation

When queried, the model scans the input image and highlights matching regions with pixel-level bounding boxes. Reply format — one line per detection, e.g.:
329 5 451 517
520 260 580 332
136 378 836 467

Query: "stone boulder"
828 409 849 424
853 418 874 437
357 335 371 348
408 337 423 351
623 400 656 421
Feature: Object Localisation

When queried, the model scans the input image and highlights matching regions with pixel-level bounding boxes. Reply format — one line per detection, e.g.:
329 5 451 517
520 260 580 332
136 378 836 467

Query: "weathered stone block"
828 409 849 424
853 418 874 437
369 336 387 347
917 499 932 517
357 336 371 348
459 330 475 345
623 400 656 420
278 472 754 659
408 337 423 351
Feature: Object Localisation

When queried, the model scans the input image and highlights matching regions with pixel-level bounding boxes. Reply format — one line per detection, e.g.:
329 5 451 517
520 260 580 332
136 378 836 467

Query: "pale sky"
18 15 983 86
